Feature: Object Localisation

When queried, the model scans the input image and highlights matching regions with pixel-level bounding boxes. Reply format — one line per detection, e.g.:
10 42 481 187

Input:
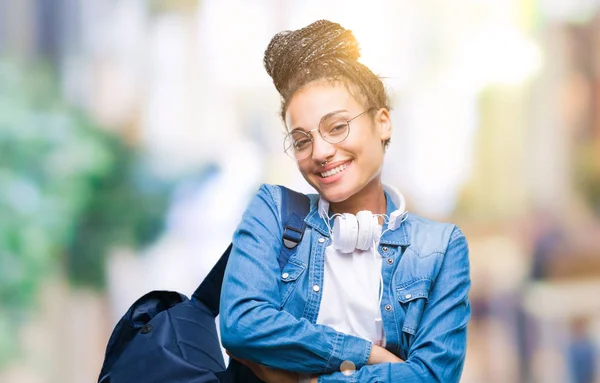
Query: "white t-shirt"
316 233 385 346
300 185 405 382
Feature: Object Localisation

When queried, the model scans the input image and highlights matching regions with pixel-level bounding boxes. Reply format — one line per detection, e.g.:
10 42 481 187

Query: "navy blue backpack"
98 186 310 383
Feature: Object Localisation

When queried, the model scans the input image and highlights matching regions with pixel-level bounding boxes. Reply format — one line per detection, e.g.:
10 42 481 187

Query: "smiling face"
284 80 392 206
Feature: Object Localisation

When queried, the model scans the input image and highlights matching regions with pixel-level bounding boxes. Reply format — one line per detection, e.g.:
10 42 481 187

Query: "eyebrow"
291 109 348 133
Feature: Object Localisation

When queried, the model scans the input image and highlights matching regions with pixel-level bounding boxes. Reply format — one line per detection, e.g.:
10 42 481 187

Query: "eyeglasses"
283 108 374 161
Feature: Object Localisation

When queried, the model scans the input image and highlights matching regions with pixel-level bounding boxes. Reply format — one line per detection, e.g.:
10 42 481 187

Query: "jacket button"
387 257 394 265
318 238 325 243
282 272 289 279
384 305 392 311
140 324 152 334
313 285 320 292
381 246 389 252
405 294 412 299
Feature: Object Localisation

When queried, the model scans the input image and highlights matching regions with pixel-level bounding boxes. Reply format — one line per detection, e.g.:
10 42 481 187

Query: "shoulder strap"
192 185 310 316
278 185 310 270
192 244 231 316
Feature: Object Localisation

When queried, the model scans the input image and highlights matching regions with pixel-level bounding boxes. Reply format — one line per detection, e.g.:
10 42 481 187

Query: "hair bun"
264 20 360 95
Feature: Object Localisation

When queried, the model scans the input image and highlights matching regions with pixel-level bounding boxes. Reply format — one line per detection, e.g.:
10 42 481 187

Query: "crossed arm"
220 185 471 382
228 344 403 383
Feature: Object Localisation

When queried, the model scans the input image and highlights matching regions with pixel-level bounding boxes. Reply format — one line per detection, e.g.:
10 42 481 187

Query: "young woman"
220 20 471 383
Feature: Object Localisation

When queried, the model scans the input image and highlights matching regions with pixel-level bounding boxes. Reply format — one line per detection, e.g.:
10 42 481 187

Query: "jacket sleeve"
318 226 471 383
219 184 372 374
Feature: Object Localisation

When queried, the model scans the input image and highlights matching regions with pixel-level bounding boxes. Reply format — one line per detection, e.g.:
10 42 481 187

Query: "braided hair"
263 20 391 148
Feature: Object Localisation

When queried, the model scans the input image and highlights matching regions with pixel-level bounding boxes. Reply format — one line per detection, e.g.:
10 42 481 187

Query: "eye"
294 138 311 150
331 123 347 132
325 122 348 136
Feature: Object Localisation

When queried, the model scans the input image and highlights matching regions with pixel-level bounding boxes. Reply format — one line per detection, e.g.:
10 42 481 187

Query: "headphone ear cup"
373 217 382 239
355 210 374 250
332 215 344 251
333 213 358 253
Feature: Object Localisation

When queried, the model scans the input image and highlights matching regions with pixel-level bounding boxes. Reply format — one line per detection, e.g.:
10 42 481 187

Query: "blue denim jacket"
220 184 471 383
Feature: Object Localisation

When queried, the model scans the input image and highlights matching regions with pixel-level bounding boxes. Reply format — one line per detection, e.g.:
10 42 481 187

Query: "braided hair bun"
263 20 390 128
264 20 360 95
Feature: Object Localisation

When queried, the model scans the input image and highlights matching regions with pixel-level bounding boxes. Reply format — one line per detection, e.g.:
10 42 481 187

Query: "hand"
226 351 299 383
367 344 404 365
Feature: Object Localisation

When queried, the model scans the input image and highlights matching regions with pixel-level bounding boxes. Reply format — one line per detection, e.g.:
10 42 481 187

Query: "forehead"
285 81 363 128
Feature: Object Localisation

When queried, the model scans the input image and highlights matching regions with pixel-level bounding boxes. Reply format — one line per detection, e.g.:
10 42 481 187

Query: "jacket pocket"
279 260 306 309
397 279 431 335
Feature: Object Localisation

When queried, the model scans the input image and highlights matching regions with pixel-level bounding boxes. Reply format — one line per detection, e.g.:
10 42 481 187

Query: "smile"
320 163 348 178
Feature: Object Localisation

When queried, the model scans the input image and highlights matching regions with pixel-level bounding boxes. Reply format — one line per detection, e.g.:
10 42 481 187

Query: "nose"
311 132 336 165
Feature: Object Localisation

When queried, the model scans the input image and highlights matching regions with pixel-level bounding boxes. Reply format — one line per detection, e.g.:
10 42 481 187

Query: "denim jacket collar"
304 190 410 247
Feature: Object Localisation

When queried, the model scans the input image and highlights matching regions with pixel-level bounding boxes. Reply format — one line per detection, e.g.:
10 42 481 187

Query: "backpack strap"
278 185 309 270
192 185 310 316
192 243 233 317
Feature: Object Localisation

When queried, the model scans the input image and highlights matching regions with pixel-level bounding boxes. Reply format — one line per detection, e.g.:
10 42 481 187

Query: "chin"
320 190 347 203
313 182 353 203
304 170 360 203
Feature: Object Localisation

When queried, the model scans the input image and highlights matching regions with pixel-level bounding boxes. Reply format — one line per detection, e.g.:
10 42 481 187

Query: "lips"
320 163 347 178
316 160 352 179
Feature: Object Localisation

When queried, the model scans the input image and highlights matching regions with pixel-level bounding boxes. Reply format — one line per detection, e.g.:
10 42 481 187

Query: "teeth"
321 164 347 178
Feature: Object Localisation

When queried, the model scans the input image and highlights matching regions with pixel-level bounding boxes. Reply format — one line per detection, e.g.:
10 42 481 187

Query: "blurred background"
1 0 599 382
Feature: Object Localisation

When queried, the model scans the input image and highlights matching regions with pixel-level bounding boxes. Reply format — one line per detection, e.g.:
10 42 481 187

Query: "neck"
330 178 387 216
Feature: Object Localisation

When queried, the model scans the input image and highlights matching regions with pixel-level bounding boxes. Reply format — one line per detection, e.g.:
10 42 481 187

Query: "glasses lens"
284 131 312 160
320 117 349 144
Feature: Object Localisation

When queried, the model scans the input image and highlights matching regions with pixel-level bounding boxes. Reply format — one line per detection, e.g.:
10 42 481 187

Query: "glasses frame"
283 108 375 161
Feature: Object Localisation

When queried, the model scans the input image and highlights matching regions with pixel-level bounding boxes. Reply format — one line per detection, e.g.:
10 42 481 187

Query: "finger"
225 350 244 363
232 358 262 377
228 354 251 367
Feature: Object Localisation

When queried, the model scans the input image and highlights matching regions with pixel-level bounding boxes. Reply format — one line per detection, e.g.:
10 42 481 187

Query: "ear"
375 108 392 142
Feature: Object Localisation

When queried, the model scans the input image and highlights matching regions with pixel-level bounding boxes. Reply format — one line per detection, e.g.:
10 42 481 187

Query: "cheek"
352 134 383 159
297 163 316 183
355 140 384 172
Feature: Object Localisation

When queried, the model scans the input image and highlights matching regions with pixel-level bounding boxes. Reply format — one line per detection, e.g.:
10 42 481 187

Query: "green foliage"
149 0 200 15
575 141 600 217
0 59 171 365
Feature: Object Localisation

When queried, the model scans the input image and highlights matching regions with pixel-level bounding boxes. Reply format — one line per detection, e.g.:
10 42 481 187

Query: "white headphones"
319 184 407 254
331 211 382 253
